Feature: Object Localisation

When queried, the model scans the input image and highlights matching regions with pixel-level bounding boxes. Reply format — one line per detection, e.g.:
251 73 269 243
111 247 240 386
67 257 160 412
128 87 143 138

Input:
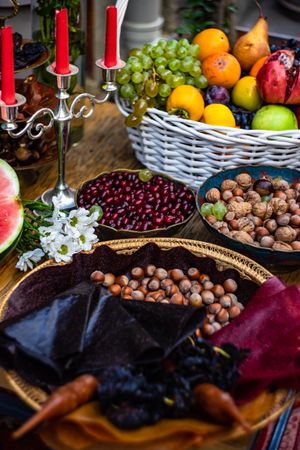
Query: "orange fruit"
192 28 230 61
202 52 241 89
249 56 268 77
202 104 236 127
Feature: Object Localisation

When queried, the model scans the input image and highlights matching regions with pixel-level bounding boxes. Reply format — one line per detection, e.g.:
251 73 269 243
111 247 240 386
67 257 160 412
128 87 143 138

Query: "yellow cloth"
40 390 276 450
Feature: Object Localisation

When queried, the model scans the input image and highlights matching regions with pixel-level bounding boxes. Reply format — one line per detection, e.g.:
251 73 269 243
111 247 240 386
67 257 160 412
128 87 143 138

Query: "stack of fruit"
118 6 300 131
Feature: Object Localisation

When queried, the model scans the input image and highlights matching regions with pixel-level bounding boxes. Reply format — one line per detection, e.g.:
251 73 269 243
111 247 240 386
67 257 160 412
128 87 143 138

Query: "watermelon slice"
0 159 23 260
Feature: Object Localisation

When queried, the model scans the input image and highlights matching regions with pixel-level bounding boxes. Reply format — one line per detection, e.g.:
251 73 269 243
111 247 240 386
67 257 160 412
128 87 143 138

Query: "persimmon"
167 85 205 121
249 56 268 77
202 52 241 89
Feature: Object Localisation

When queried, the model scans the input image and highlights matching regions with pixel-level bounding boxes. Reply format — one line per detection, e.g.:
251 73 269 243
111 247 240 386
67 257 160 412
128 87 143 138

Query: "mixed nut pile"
90 265 244 336
201 173 300 251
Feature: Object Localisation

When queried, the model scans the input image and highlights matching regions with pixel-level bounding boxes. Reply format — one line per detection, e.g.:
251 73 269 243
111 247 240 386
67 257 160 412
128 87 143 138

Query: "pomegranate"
256 50 300 104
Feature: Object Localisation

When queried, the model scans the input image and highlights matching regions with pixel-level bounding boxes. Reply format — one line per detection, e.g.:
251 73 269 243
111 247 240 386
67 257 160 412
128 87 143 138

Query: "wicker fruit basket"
0 238 295 450
116 96 300 190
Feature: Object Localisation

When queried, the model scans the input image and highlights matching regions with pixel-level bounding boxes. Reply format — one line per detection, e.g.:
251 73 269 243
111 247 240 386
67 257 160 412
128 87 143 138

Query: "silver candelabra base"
0 62 119 210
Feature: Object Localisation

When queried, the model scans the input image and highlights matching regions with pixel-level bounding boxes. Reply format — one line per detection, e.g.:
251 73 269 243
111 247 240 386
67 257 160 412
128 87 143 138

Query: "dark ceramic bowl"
197 166 300 273
76 169 196 239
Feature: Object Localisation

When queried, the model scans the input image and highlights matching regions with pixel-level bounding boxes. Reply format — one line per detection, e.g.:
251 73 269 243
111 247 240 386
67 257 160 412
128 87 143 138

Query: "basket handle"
114 94 130 117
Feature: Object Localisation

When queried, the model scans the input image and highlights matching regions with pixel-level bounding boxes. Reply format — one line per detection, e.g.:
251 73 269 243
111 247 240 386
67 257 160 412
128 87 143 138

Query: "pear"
233 1 270 71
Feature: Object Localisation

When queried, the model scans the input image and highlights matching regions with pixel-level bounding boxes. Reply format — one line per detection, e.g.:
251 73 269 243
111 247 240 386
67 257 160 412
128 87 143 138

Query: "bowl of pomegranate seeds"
76 169 196 238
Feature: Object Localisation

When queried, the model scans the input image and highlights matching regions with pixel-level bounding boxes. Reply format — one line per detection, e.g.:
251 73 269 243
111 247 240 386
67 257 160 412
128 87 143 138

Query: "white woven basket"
115 95 300 190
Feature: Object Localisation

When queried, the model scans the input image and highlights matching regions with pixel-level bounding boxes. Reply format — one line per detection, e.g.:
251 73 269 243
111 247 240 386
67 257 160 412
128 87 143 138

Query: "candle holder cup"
0 62 122 210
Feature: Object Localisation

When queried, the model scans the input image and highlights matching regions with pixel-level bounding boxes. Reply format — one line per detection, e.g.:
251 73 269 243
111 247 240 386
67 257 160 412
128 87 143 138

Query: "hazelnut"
213 220 227 230
228 305 241 319
132 290 145 301
109 284 122 296
294 209 300 215
207 214 217 225
145 264 156 277
206 188 221 203
233 196 244 203
211 284 225 298
187 267 200 280
289 203 299 213
189 293 203 307
166 284 179 296
228 293 238 304
202 323 215 336
154 268 168 280
219 226 230 235
203 280 214 290
224 211 235 221
115 275 129 287
221 179 237 191
291 241 300 250
179 278 192 294
232 187 244 197
270 198 288 215
276 213 291 226
272 241 293 251
190 283 202 294
151 290 166 302
248 214 263 227
235 173 252 190
103 273 116 287
131 267 144 279
220 294 232 308
199 273 210 283
286 189 297 200
201 290 215 304
216 308 230 323
128 279 139 290
275 226 297 243
208 303 222 314
292 182 300 192
223 279 238 293
272 178 289 191
252 202 273 220
141 277 151 288
121 286 133 298
160 278 173 289
90 270 105 283
290 215 300 227
160 299 170 304
148 277 161 291
138 286 148 296
264 219 277 233
260 236 275 248
222 190 233 201
237 217 255 233
231 230 254 244
273 190 287 200
255 226 270 242
228 219 239 231
228 201 252 218
245 191 261 205
169 269 185 282
212 322 222 332
170 293 184 305
145 296 155 302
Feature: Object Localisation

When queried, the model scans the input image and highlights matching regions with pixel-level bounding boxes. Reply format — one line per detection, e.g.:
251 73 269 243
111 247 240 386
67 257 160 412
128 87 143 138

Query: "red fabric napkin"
211 277 300 404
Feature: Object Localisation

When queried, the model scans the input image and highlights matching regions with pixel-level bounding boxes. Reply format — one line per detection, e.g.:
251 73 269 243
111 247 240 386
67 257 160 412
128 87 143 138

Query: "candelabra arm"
7 108 55 140
69 91 110 120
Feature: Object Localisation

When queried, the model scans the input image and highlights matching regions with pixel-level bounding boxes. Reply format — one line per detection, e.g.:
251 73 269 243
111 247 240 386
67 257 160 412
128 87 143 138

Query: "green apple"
251 105 298 131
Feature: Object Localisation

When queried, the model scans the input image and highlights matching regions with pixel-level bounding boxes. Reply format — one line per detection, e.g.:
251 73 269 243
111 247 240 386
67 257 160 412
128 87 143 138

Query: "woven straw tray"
0 238 296 447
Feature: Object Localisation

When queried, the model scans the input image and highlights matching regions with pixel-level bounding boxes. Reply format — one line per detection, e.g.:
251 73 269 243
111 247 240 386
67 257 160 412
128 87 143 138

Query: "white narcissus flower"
15 248 45 272
68 208 100 230
78 229 98 251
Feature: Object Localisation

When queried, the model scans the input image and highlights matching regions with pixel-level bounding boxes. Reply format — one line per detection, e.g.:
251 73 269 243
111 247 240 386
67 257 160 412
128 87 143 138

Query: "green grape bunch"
117 38 208 128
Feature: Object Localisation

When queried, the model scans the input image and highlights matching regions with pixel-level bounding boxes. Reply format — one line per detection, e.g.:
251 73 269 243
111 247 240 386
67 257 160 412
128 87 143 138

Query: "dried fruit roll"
13 374 98 439
194 383 251 432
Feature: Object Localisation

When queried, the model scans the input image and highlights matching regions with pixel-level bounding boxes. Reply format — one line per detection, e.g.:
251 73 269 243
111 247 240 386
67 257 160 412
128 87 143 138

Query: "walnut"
270 197 289 215
275 226 297 243
285 189 297 200
252 202 273 219
245 190 261 206
213 221 227 230
235 173 252 191
206 188 221 203
272 241 293 251
272 178 289 191
231 230 254 244
228 201 252 218
220 179 237 192
237 217 255 233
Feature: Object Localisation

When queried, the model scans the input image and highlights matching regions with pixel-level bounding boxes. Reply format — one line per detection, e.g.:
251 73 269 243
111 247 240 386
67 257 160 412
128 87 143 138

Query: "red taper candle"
55 8 70 74
104 6 117 68
1 26 16 105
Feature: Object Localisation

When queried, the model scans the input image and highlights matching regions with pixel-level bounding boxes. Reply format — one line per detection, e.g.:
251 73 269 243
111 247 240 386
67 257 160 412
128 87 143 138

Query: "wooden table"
0 101 299 450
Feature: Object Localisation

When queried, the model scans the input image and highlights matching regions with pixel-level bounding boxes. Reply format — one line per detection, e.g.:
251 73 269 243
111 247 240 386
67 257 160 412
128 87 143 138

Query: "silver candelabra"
0 61 119 210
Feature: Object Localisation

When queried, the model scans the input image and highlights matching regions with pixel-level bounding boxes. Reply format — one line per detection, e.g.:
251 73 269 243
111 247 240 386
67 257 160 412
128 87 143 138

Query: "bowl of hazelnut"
197 166 300 272
77 168 196 238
